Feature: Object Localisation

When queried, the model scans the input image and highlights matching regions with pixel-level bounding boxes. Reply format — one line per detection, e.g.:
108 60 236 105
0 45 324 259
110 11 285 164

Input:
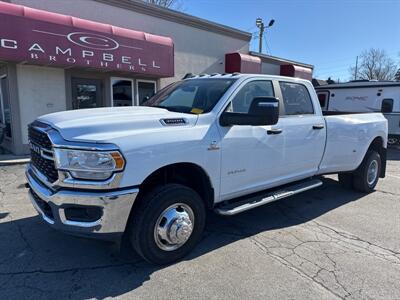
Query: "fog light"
64 206 103 222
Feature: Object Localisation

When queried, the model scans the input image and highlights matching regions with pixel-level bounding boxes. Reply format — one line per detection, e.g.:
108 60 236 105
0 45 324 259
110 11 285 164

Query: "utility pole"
256 18 264 53
256 18 274 53
354 56 358 80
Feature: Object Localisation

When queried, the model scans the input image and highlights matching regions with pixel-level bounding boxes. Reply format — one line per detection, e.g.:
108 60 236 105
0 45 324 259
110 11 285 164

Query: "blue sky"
181 0 400 81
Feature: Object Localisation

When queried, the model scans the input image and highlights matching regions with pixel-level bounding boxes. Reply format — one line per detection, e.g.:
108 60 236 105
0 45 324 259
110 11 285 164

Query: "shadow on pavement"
0 177 367 298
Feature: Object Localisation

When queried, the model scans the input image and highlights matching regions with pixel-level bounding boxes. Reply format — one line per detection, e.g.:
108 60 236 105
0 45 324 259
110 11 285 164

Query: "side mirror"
220 97 280 126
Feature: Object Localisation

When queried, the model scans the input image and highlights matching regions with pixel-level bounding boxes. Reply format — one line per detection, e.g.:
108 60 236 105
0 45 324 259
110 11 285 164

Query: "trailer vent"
160 118 188 126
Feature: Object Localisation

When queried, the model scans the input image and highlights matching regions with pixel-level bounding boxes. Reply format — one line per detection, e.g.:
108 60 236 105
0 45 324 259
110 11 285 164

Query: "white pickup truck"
26 74 388 264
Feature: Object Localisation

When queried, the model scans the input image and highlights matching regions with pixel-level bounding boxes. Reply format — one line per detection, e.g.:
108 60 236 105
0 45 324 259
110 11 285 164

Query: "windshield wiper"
153 105 175 112
153 105 196 114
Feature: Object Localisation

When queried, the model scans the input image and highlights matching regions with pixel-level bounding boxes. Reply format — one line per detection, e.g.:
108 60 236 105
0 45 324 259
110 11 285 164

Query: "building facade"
0 0 313 154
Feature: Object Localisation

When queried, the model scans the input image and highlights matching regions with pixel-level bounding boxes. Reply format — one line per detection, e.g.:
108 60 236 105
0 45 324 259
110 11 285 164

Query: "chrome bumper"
26 165 139 240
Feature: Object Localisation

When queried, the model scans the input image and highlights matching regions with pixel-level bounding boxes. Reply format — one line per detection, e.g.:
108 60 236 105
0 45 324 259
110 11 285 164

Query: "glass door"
71 78 103 109
111 78 134 106
137 80 157 105
0 75 11 139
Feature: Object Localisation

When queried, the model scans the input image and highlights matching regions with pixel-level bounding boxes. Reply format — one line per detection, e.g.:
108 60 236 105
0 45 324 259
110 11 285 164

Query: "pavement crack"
249 236 344 299
375 189 400 196
311 221 400 257
0 260 145 276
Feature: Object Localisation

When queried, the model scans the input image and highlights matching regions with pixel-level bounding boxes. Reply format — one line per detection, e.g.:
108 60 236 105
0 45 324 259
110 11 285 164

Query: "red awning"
0 2 174 77
225 52 261 74
280 64 312 81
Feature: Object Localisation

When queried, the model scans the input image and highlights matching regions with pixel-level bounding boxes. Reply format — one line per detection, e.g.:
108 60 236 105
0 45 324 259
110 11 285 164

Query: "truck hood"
38 106 199 143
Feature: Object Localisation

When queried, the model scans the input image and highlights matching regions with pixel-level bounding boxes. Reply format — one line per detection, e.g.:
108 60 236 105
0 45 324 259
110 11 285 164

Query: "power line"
245 25 257 32
263 35 272 55
313 51 399 68
315 65 352 72
316 69 351 76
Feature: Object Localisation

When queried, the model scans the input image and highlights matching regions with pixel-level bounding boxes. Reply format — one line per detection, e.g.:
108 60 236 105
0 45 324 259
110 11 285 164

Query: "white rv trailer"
315 81 400 145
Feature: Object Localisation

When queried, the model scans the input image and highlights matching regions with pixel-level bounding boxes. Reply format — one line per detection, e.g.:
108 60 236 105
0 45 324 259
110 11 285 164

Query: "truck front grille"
28 125 58 183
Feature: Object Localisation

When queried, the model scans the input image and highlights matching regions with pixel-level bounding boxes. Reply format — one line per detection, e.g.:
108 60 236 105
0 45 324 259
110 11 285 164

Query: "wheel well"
368 136 384 155
367 136 386 177
139 163 214 209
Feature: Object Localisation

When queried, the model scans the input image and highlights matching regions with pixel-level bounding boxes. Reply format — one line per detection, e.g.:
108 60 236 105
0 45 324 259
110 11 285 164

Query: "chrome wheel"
154 203 195 251
367 160 378 186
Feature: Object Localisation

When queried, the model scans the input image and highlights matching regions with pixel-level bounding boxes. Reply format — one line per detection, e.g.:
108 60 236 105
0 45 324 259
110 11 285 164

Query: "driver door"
218 80 286 201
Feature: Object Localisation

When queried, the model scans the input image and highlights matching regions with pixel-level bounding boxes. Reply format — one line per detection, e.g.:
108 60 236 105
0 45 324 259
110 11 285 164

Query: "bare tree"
395 69 400 81
349 48 397 81
142 0 182 9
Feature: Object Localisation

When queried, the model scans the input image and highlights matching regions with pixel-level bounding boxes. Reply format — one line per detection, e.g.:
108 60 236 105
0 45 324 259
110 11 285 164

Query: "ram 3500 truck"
26 74 387 264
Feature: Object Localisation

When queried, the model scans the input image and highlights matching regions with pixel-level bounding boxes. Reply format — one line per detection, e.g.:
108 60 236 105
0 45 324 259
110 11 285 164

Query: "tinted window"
317 93 326 108
381 98 393 113
280 82 314 115
228 80 274 113
138 81 156 105
112 79 133 106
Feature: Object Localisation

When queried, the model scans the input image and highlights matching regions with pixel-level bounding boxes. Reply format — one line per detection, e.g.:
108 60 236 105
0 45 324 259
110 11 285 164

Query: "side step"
214 178 322 216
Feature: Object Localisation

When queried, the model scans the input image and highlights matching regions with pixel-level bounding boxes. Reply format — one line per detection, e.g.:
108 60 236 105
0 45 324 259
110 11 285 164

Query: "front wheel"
128 184 206 265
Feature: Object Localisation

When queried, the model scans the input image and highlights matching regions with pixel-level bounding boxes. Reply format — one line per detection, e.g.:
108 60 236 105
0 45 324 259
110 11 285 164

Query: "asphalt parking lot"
0 149 399 300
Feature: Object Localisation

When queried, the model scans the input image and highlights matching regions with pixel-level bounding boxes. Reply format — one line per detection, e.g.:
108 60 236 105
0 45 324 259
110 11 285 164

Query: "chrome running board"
214 178 322 216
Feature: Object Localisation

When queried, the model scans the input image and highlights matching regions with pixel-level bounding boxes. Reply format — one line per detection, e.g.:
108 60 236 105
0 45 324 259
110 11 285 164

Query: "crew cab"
26 74 388 264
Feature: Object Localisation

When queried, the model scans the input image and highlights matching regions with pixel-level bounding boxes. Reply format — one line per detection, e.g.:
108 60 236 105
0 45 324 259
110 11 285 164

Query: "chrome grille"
28 125 58 183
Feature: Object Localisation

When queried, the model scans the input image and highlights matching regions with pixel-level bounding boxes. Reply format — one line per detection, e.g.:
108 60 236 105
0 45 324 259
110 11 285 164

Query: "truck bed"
317 113 387 175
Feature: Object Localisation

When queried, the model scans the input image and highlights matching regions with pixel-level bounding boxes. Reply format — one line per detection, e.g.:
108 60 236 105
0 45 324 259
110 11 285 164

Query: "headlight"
54 148 125 180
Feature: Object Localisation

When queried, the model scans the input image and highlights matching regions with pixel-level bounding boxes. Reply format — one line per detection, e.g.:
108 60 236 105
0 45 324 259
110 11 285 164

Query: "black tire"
129 184 206 265
338 173 353 189
352 150 381 193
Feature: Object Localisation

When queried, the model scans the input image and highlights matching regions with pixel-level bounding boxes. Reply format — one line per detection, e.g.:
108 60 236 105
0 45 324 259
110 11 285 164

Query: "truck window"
280 82 314 115
144 79 236 114
381 98 393 113
227 80 274 113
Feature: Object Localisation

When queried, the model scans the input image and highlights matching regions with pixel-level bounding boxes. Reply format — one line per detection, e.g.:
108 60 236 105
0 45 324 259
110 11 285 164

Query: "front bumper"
26 165 139 241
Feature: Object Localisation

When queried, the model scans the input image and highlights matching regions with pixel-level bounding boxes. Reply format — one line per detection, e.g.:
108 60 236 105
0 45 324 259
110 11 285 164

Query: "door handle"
267 128 283 135
313 124 325 130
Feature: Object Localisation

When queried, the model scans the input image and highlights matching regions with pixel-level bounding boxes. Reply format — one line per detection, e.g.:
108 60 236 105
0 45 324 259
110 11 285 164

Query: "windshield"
144 78 237 114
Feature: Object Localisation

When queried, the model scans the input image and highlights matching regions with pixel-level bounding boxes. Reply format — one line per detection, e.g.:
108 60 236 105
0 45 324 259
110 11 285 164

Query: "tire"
352 150 381 193
128 183 206 265
338 173 353 189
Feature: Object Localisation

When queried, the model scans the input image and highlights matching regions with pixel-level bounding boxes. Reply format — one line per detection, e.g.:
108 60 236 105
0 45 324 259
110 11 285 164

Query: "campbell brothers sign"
0 2 174 77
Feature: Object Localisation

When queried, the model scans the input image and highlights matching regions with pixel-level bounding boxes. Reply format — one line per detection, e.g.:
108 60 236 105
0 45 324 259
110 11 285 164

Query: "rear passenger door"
277 81 326 179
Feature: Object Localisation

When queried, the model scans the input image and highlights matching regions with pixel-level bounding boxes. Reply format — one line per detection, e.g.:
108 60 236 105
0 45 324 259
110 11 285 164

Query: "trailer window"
280 82 314 115
317 91 329 110
381 98 393 113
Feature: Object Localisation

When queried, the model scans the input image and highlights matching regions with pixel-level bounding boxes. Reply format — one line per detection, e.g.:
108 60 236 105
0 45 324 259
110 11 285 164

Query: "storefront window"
0 76 12 138
137 81 156 105
112 78 133 106
71 78 102 109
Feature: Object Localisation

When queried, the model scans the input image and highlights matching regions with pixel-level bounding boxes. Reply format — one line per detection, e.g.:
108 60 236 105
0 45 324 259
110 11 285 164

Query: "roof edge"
249 51 314 69
94 0 252 41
